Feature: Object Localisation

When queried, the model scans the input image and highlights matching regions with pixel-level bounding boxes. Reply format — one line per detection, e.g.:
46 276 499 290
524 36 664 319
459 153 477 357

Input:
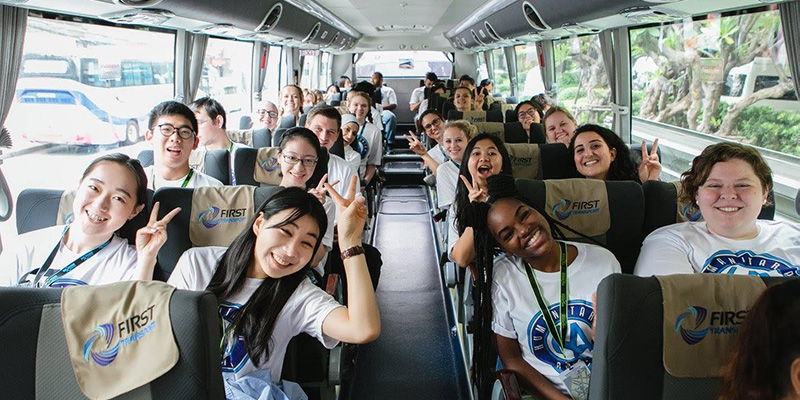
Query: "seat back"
505 109 518 123
279 115 297 129
16 188 152 246
0 286 224 399
442 101 456 119
590 274 792 400
239 115 253 129
516 178 645 272
252 127 271 148
298 113 308 128
502 122 545 144
642 181 775 238
505 96 517 104
137 149 154 168
202 149 231 185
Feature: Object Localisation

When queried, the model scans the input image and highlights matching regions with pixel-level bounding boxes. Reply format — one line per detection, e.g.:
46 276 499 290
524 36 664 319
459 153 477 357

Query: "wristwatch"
340 245 365 260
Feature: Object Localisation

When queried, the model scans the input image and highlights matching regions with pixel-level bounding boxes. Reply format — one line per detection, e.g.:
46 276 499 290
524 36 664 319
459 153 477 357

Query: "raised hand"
325 175 367 248
308 173 338 205
638 138 662 183
403 130 427 156
136 201 181 259
460 174 487 203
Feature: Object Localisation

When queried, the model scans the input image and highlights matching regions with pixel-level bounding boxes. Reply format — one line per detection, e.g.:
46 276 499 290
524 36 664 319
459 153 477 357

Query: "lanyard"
18 226 112 287
438 145 450 162
523 241 569 352
151 168 194 190
451 159 461 170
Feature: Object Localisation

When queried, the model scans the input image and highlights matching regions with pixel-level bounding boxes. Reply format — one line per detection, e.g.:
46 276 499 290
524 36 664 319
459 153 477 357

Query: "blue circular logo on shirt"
527 300 594 372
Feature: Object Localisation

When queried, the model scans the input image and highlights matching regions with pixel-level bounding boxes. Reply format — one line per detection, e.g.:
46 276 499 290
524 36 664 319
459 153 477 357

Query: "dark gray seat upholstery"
538 143 581 179
239 115 253 129
137 149 231 185
516 178 645 273
136 149 155 168
503 122 545 144
589 274 792 400
446 110 503 123
279 115 297 129
0 286 224 399
252 127 271 148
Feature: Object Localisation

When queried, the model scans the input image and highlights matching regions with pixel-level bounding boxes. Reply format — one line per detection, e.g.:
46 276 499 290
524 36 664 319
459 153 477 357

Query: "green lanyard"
151 168 194 190
523 241 569 353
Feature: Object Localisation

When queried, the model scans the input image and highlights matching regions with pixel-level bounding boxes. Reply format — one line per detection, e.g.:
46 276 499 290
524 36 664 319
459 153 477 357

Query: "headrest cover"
253 147 283 185
188 148 207 174
544 179 611 238
472 121 504 136
462 110 486 123
657 274 766 378
227 129 254 147
61 281 177 400
505 143 541 179
673 181 703 222
334 106 348 116
190 185 256 247
58 190 76 225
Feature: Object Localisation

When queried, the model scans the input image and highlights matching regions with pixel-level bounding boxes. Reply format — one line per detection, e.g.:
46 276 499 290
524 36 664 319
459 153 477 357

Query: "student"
340 114 364 175
532 93 554 112
515 101 544 143
469 173 619 400
347 91 383 185
449 133 513 267
435 120 475 210
279 85 303 124
458 75 476 91
543 106 578 146
144 101 223 189
410 72 438 112
453 86 475 113
305 106 360 197
634 142 800 277
405 109 447 174
416 81 445 121
303 89 316 108
371 72 397 146
719 279 800 400
325 84 340 103
166 182 379 399
569 124 661 183
190 97 248 184
255 100 279 132
0 153 180 286
337 75 353 90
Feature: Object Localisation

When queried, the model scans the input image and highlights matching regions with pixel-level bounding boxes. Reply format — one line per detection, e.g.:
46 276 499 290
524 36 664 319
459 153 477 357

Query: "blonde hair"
443 120 477 140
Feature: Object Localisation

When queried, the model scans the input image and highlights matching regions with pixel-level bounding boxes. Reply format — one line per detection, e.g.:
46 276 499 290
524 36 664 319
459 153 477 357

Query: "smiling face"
421 113 444 142
194 108 224 147
250 209 320 279
348 95 370 122
257 101 279 131
306 114 340 150
467 138 504 186
517 103 539 131
573 131 616 180
488 198 554 260
442 127 468 163
453 88 473 112
72 161 143 240
304 92 316 107
342 121 359 146
146 114 198 173
281 86 302 115
545 111 577 146
696 158 768 239
279 138 318 188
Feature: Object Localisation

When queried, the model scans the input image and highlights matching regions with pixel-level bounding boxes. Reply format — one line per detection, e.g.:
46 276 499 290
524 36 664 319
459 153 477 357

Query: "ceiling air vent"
484 22 503 41
192 23 236 36
325 32 339 47
620 7 685 23
471 29 486 46
256 3 283 33
522 1 550 31
112 0 162 6
303 22 320 43
561 23 601 35
100 8 173 25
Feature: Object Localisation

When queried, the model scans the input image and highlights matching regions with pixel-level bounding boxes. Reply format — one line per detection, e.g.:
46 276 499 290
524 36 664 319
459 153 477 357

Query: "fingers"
459 174 474 191
651 138 659 157
159 207 182 225
316 173 329 191
149 202 161 224
325 175 358 206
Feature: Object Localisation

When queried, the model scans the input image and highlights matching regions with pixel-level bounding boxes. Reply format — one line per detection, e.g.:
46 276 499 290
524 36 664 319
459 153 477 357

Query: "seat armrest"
495 369 523 400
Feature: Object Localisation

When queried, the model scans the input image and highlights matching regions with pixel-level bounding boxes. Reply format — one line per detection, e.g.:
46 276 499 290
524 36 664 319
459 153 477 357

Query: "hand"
325 175 367 247
308 173 338 205
638 138 662 183
403 130 427 156
460 174 487 203
136 202 181 258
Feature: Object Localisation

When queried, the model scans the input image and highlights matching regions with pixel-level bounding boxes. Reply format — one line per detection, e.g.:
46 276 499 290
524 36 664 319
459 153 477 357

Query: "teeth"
526 230 541 248
272 253 290 266
719 207 739 212
584 160 597 166
87 211 107 222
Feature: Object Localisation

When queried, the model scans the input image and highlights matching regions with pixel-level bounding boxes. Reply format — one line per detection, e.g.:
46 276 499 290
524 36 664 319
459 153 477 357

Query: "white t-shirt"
379 85 397 108
436 160 459 209
634 220 800 277
410 87 425 105
492 243 620 395
446 200 461 262
370 108 384 131
144 166 223 190
343 147 362 179
0 225 138 287
167 246 343 383
428 144 449 166
356 123 383 176
327 154 360 197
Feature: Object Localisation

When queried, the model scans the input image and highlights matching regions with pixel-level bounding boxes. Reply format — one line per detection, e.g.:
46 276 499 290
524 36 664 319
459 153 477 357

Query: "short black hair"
189 97 227 129
425 72 438 82
458 75 475 86
148 100 197 134
372 71 384 79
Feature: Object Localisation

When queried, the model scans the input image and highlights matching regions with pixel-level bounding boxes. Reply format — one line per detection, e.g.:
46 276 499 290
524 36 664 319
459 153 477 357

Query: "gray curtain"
539 40 555 96
252 42 268 103
0 5 27 130
504 46 518 97
599 30 617 102
174 31 208 103
779 1 800 102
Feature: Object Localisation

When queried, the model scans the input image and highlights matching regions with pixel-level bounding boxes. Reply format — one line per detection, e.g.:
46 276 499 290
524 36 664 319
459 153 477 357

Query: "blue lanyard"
451 160 461 169
438 145 450 162
18 226 112 287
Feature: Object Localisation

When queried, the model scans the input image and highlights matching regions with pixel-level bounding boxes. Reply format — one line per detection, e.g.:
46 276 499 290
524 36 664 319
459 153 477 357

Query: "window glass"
515 44 546 98
299 53 319 89
553 34 611 126
198 37 252 115
491 48 511 96
261 45 282 104
477 52 489 83
355 51 453 79
319 52 331 89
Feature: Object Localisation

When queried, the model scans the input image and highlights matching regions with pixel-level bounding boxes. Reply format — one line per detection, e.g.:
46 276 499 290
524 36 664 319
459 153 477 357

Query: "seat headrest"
543 179 611 239
253 147 283 185
504 143 541 179
461 110 487 123
471 121 504 136
189 186 256 247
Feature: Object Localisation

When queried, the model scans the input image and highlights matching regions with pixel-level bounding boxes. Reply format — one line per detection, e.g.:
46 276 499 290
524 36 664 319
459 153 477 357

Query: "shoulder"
169 246 226 290
759 219 800 235
644 221 701 243
492 254 523 281
328 154 348 169
569 241 620 273
192 171 223 187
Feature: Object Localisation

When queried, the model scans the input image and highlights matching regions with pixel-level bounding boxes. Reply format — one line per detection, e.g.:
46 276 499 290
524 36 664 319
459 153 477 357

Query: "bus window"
477 52 489 83
355 51 453 79
198 37 253 115
319 52 332 89
553 34 611 126
261 45 283 104
515 43 545 98
300 52 320 90
490 48 511 97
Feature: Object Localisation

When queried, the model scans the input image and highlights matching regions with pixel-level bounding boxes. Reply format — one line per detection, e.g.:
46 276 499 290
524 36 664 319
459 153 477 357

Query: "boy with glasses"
144 101 223 189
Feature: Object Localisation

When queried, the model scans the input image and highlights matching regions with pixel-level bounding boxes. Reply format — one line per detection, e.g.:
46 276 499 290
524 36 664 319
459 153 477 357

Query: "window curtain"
599 30 617 102
253 42 268 103
174 31 208 103
779 1 800 102
0 5 27 131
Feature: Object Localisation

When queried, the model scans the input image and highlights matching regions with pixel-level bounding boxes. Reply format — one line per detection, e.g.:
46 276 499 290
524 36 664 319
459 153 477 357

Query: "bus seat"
516 178 645 273
589 274 793 400
539 143 580 179
151 185 283 279
0 285 225 399
239 115 253 129
486 109 503 122
15 188 153 247
252 127 271 148
505 109 518 123
488 101 503 112
279 115 297 129
272 127 288 147
233 146 330 187
442 101 455 119
505 96 518 105
329 93 342 104
202 149 231 185
330 100 341 107
641 181 775 238
303 105 313 114
137 149 154 168
298 113 308 128
502 122 545 144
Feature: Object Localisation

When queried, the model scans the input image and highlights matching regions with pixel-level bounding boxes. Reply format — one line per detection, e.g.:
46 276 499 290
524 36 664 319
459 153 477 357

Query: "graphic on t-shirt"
527 300 594 372
357 135 369 159
220 302 250 373
702 249 799 277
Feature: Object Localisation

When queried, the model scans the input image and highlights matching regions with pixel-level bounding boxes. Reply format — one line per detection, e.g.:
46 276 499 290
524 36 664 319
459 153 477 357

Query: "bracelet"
340 245 365 260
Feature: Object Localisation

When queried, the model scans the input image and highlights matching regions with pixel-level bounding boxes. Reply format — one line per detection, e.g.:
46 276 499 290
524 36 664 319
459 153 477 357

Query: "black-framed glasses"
257 109 278 118
281 153 318 167
517 110 538 120
423 118 443 131
158 123 194 139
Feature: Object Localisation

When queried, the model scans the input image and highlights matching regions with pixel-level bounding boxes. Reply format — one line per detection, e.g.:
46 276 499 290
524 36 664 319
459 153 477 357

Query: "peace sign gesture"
637 138 662 183
460 174 488 203
403 130 427 156
136 202 181 258
308 173 338 205
325 175 367 248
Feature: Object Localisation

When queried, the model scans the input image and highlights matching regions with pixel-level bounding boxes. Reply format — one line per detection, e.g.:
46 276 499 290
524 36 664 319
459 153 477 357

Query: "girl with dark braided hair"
467 174 620 400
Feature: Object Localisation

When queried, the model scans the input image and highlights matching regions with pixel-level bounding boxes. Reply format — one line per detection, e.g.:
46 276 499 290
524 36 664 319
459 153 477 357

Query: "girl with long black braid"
468 174 620 400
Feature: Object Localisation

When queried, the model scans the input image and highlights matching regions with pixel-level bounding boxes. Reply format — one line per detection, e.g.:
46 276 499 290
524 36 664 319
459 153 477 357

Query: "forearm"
504 358 571 400
383 104 397 111
135 254 157 281
340 241 380 342
410 102 420 111
422 154 439 176
365 164 377 185
451 227 475 267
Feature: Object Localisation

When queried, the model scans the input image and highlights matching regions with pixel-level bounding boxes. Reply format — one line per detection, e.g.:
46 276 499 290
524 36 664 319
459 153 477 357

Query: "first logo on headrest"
83 305 156 366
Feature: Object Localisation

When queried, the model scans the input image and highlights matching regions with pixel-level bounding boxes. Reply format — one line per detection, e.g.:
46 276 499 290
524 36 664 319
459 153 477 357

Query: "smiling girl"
543 106 578 146
347 91 383 185
569 124 661 183
436 120 476 209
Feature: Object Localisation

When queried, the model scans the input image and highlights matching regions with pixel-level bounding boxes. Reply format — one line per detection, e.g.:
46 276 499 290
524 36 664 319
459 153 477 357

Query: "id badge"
559 360 590 400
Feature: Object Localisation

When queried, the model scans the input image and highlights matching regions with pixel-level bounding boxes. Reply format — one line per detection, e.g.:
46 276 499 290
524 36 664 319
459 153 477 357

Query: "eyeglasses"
257 109 278 119
517 110 539 120
423 118 443 131
158 123 194 139
281 153 318 167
